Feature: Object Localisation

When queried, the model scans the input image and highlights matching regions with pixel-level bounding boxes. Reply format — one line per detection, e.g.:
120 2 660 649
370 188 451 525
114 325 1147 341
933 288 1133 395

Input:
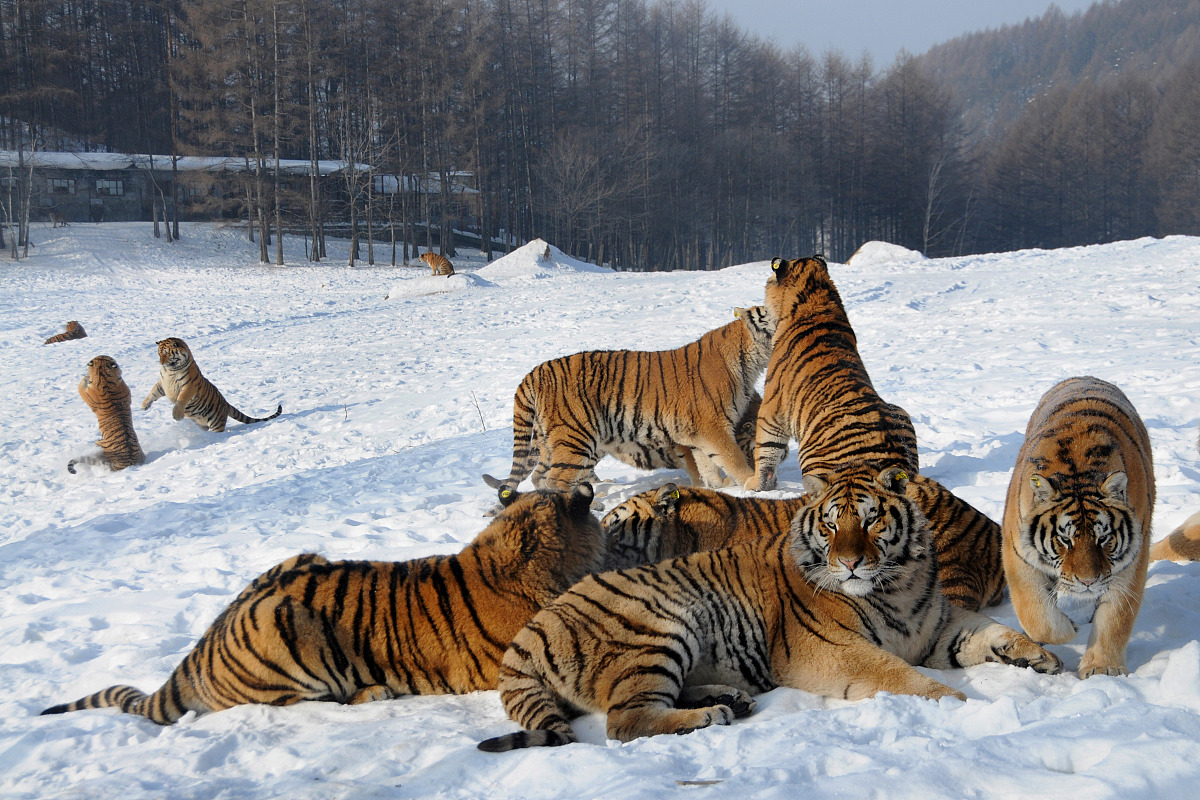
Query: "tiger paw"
1078 657 1128 679
990 635 1064 675
346 685 395 705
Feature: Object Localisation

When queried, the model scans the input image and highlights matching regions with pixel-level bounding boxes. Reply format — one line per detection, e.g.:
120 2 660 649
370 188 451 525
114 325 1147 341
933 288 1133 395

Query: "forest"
3 0 1200 268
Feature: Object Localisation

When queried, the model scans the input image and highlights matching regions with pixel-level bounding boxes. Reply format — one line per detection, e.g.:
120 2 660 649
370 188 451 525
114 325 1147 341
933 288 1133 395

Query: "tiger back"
479 464 1059 751
602 473 1004 611
41 484 606 724
44 320 87 345
485 306 775 494
67 355 146 474
418 252 455 276
749 255 918 491
1001 375 1154 678
141 337 282 432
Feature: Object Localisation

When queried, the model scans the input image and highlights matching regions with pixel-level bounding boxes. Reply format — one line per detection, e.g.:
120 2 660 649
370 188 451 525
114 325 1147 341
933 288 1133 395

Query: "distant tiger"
1002 376 1154 678
42 484 605 724
142 337 282 432
484 306 775 494
748 255 918 491
603 472 1003 611
418 251 455 276
67 355 145 474
478 464 1060 751
44 321 87 345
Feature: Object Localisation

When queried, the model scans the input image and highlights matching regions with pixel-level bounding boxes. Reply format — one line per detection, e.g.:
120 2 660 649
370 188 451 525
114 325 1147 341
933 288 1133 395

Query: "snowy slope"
2 223 1200 798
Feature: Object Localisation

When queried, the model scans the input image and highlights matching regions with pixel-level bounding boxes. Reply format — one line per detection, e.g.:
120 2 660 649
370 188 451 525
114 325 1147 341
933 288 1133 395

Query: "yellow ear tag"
772 261 780 270
670 490 681 500
1032 477 1040 487
500 489 512 498
896 471 908 481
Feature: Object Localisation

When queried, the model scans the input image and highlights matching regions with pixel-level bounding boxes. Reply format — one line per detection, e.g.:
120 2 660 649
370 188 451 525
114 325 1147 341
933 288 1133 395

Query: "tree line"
2 0 1198 267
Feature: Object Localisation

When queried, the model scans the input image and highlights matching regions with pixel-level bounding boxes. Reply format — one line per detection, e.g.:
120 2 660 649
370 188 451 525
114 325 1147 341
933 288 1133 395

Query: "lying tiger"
603 471 1004 611
68 355 146 474
42 484 605 724
142 337 282 432
485 306 775 493
479 464 1061 750
418 251 455 276
44 321 87 345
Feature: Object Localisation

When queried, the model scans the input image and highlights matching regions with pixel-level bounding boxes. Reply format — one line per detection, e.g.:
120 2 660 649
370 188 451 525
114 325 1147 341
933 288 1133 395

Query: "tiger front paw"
1078 653 1128 679
990 634 1064 675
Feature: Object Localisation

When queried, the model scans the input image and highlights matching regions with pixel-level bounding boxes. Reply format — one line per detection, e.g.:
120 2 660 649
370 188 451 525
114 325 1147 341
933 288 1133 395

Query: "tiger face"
791 465 920 597
156 337 192 370
79 356 127 404
1023 471 1139 600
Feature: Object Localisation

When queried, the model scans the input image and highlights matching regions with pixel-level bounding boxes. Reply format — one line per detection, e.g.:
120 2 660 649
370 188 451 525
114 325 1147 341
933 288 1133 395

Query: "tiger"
484 305 776 494
41 484 606 724
142 337 282 432
1001 375 1154 678
477 463 1061 751
747 255 918 492
418 251 455 276
67 355 146 474
44 320 87 345
1149 424 1200 562
602 472 1004 611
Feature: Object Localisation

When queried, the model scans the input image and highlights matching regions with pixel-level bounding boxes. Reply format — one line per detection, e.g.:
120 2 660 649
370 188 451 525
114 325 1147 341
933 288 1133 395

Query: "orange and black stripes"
44 320 87 345
68 355 145 474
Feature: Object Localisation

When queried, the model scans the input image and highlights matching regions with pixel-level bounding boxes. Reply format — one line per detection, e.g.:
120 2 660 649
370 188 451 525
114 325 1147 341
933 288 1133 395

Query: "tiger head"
65 321 85 336
600 483 711 569
156 337 194 371
764 254 831 312
79 355 130 408
481 482 607 598
733 305 777 362
1021 471 1140 599
790 464 926 597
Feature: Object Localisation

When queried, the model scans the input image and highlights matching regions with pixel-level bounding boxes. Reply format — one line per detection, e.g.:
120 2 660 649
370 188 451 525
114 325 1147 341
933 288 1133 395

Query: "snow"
847 240 927 267
3 223 1200 798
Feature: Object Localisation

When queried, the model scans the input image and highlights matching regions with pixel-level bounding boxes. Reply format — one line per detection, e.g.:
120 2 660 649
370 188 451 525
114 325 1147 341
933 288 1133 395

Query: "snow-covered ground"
2 223 1200 798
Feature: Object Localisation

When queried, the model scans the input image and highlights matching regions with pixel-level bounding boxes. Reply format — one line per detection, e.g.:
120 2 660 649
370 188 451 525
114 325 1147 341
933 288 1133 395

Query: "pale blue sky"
704 0 1100 64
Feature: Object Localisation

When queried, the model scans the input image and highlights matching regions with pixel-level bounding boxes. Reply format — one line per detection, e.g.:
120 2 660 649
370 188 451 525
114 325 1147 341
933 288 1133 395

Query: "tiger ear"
568 483 595 519
733 307 747 319
1101 471 1128 505
801 473 829 497
652 483 681 515
770 257 786 279
1029 473 1057 503
876 466 910 494
811 253 827 267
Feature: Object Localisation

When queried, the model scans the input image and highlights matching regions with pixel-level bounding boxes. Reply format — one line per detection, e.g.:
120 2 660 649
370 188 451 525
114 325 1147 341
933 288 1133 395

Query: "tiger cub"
749 255 918 491
485 306 775 493
478 464 1061 750
603 473 1004 611
1002 376 1154 678
44 320 87 345
142 337 282 432
418 251 455 276
67 355 146 474
42 484 605 724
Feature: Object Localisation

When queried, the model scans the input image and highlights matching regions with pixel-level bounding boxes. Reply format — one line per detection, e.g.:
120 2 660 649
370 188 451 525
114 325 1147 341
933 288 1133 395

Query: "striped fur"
479 464 1060 751
44 320 87 345
68 355 146 473
41 485 606 724
142 337 282 432
485 306 775 493
1149 424 1200 562
602 474 1004 611
749 255 918 491
418 252 455 276
1002 376 1154 678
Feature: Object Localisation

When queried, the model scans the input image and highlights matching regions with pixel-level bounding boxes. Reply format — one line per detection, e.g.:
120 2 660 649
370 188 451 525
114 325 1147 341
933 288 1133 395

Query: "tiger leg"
676 684 756 718
748 397 789 491
606 701 735 742
1078 556 1147 678
926 606 1063 675
1003 536 1077 645
346 685 396 704
141 382 165 410
172 384 198 422
689 429 754 489
777 637 965 702
539 431 599 492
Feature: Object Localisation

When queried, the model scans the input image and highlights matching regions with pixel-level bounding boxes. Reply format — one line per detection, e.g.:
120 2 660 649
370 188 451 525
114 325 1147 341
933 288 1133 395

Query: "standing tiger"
478 464 1061 751
603 472 1004 611
44 321 87 345
484 306 775 494
42 484 606 724
418 251 455 276
142 337 282 432
67 355 146 474
1002 376 1154 678
748 255 918 491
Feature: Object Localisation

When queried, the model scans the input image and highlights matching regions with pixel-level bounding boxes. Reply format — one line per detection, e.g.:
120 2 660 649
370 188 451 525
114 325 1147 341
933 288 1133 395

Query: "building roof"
0 151 368 176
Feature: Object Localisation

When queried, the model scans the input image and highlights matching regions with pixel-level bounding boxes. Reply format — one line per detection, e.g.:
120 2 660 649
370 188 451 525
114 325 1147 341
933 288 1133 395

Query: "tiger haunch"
479 464 1060 751
41 485 606 724
1001 376 1154 678
68 355 146 474
142 337 282 432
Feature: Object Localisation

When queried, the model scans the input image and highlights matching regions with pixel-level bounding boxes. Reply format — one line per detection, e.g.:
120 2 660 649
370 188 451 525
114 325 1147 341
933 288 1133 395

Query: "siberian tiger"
603 472 1004 611
67 355 146 474
1002 376 1154 678
142 337 282 432
42 484 606 724
478 464 1061 750
418 251 455 276
484 306 776 494
1149 424 1200 562
748 255 918 491
44 321 87 345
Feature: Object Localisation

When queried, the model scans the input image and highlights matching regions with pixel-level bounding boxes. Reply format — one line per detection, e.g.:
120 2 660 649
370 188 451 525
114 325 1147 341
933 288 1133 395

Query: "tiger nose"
838 556 864 571
1078 575 1098 586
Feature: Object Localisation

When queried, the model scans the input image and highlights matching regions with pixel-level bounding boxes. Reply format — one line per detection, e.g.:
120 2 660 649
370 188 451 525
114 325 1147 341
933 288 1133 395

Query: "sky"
705 0 1100 64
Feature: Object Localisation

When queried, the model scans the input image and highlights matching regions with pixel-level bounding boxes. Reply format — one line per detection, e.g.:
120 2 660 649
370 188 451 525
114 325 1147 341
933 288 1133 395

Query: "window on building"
95 179 124 196
50 178 76 195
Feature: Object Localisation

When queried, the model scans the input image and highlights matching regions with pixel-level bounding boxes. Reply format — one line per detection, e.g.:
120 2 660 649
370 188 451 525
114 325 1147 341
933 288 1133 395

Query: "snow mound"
848 241 927 267
475 238 611 281
387 272 495 299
